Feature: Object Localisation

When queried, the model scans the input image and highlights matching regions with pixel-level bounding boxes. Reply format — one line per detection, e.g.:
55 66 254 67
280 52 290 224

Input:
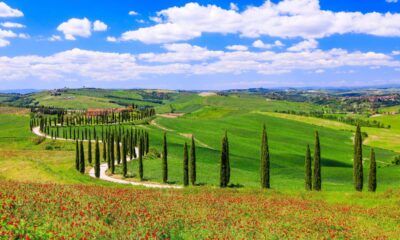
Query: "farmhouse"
86 106 133 117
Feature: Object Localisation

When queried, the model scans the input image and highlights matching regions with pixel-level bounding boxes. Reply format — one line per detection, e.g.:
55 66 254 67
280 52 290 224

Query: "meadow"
1 89 400 239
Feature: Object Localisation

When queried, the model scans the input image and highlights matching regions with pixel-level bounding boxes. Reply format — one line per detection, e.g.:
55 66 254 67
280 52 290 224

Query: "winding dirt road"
32 127 182 189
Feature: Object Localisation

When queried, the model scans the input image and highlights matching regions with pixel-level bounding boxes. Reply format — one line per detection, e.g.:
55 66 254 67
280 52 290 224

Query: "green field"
1 90 400 238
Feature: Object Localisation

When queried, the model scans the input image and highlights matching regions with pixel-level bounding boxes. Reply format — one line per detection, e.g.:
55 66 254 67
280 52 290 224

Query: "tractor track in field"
150 119 214 150
31 127 182 189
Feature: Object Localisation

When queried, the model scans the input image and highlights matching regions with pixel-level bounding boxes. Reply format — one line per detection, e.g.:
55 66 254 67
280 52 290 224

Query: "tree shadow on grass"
322 158 352 168
228 183 244 188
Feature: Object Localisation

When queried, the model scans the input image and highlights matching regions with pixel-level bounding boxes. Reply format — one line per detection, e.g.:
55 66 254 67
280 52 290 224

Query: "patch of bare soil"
198 92 217 97
158 113 184 118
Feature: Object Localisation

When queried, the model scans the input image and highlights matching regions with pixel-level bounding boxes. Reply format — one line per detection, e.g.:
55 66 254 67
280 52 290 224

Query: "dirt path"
32 127 182 189
150 120 214 149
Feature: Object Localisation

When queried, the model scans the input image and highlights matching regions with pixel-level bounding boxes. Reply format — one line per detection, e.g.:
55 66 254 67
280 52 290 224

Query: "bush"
144 148 161 159
392 156 400 165
32 136 46 145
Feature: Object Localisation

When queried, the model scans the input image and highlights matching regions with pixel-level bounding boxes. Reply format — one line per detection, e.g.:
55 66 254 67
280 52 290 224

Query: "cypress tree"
368 148 377 192
95 138 100 178
75 140 79 171
111 134 115 174
260 125 270 189
123 136 128 177
313 131 321 191
138 136 143 181
102 140 106 162
116 135 121 164
305 144 312 191
162 132 168 183
88 137 92 164
220 132 230 188
189 135 196 185
79 141 85 174
183 142 189 187
225 132 230 185
354 125 364 192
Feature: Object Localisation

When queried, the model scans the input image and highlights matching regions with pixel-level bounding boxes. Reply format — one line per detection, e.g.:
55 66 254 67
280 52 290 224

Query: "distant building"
86 106 133 117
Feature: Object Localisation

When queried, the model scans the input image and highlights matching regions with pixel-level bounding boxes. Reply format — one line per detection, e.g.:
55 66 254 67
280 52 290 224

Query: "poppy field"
1 180 400 239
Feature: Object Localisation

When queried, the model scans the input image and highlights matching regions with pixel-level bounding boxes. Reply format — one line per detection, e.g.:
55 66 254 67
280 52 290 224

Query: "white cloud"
0 22 25 28
139 43 223 62
129 11 138 16
392 50 400 55
0 28 28 46
106 36 117 42
253 40 284 49
0 2 23 18
386 0 398 3
226 45 248 51
93 20 107 32
287 39 318 52
49 35 62 41
0 45 399 81
57 18 107 40
119 0 400 44
230 3 239 11
57 18 92 40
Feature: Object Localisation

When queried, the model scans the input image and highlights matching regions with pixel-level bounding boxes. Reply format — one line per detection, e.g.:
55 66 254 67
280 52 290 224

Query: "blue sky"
0 0 399 90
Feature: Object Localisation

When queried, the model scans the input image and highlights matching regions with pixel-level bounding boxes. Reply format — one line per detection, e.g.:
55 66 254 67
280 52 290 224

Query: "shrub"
392 155 400 165
32 136 46 145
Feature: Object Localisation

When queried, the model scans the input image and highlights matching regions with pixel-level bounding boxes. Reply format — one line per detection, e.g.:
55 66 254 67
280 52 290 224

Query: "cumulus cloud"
253 40 284 49
226 45 248 51
0 46 399 81
57 18 107 40
118 0 400 44
106 36 117 42
129 10 138 16
0 22 24 28
0 2 23 18
93 20 107 31
0 28 26 47
57 18 92 40
386 0 398 3
287 39 318 52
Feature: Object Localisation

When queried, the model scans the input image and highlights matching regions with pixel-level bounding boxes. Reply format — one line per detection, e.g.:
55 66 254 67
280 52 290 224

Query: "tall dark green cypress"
122 136 128 177
95 138 100 178
354 125 364 192
138 136 143 181
189 135 196 185
368 148 377 192
79 141 85 174
305 144 312 191
102 140 106 162
260 124 270 189
220 132 230 188
225 132 230 185
162 132 168 183
313 131 321 191
111 134 115 174
75 140 79 171
183 142 189 187
116 135 121 164
88 137 92 164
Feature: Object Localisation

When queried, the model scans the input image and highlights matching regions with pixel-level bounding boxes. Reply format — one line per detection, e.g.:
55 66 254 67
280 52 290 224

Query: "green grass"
0 111 113 185
32 91 121 109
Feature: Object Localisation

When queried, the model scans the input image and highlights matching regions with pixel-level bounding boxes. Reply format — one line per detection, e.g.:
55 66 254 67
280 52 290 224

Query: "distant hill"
0 89 42 94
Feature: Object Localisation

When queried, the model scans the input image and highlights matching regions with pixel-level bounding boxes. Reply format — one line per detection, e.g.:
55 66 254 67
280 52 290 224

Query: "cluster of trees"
219 125 377 192
30 106 156 129
275 110 390 129
74 126 150 180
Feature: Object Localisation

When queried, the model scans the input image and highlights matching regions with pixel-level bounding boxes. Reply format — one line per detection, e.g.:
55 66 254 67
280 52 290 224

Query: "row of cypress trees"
30 107 156 128
73 123 378 191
